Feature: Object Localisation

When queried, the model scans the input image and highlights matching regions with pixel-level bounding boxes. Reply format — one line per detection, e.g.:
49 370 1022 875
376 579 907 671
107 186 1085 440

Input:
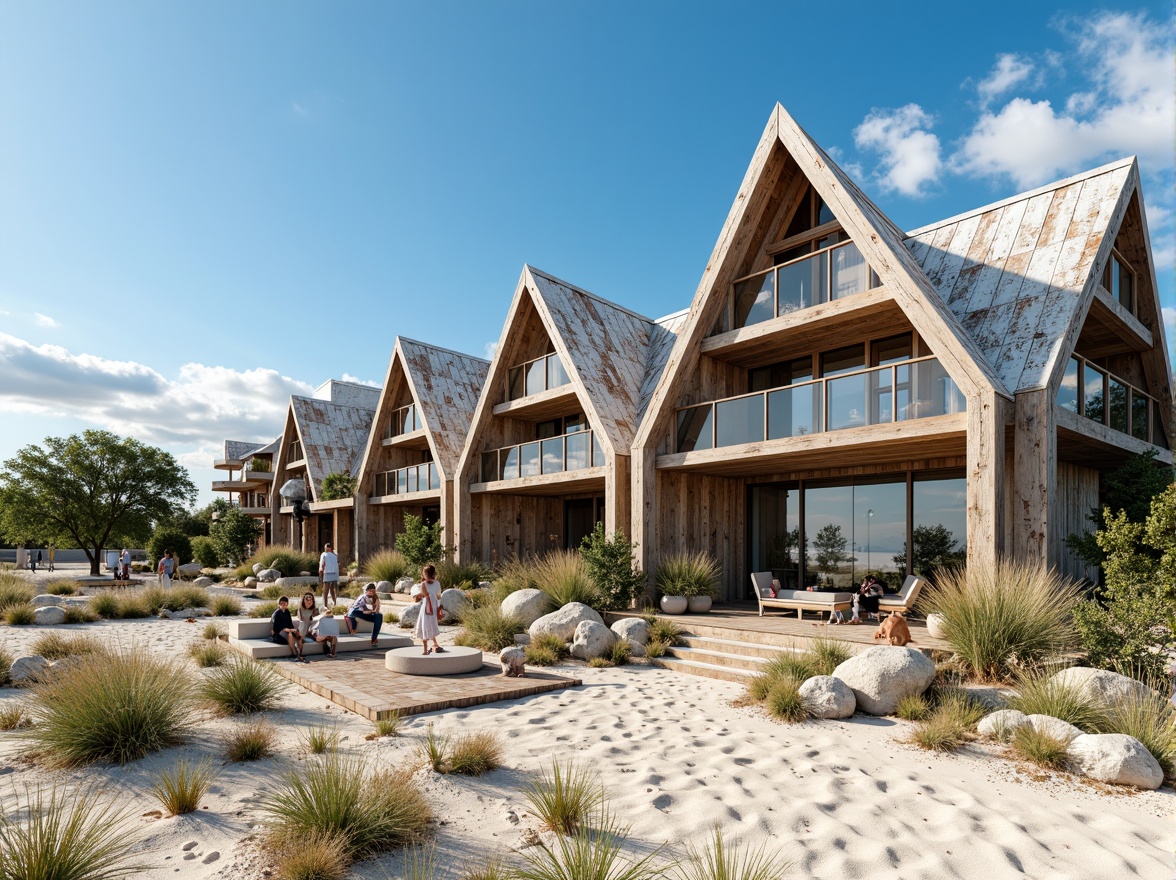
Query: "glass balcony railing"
506 352 571 401
383 404 422 440
675 356 965 453
730 240 879 331
373 462 440 497
1056 354 1169 448
480 429 604 483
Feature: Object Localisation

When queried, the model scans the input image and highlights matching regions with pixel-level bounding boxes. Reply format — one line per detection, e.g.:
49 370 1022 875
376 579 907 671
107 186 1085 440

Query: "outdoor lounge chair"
749 571 853 621
877 574 926 616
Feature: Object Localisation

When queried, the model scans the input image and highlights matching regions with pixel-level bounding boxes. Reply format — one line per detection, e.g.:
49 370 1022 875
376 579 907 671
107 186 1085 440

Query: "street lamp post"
866 509 874 575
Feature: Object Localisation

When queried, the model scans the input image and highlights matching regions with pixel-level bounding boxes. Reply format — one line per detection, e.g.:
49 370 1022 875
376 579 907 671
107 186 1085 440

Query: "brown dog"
873 611 913 646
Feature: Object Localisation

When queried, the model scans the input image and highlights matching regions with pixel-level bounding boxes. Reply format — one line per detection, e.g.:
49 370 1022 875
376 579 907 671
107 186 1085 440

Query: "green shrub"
437 557 493 589
263 755 432 859
45 580 79 596
1010 725 1070 770
200 657 286 715
0 786 149 879
211 595 242 616
1007 669 1108 732
191 536 221 569
673 825 792 880
647 618 683 646
579 523 646 611
147 528 191 567
188 641 229 668
395 514 444 568
320 472 357 501
26 648 194 766
148 757 217 816
234 548 319 581
210 507 262 566
5 604 35 625
522 759 606 835
30 632 104 661
362 549 412 584
535 551 599 609
765 675 807 723
655 550 720 599
250 600 281 618
921 558 1083 681
1101 689 1176 778
224 719 277 761
454 605 525 652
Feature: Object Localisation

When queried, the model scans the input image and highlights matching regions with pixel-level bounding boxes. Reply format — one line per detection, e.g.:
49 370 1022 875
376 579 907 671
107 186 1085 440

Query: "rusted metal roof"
222 440 259 462
290 395 379 500
906 158 1133 393
244 437 280 458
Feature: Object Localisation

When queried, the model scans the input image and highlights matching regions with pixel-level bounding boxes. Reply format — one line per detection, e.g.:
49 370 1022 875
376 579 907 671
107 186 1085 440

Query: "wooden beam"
966 391 1007 570
1088 287 1153 350
470 468 607 498
1055 406 1174 463
1012 389 1055 562
491 385 580 420
605 454 630 538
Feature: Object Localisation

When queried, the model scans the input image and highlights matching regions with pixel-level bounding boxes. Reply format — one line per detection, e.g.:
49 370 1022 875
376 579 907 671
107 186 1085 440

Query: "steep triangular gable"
639 310 688 419
635 104 1003 453
905 158 1145 397
292 396 377 500
397 338 489 476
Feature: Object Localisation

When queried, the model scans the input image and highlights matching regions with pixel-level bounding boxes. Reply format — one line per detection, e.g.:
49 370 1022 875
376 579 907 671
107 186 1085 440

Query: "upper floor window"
1103 250 1135 315
507 351 571 401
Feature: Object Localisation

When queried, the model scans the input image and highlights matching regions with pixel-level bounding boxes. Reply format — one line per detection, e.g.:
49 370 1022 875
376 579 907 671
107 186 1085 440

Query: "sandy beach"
0 600 1173 879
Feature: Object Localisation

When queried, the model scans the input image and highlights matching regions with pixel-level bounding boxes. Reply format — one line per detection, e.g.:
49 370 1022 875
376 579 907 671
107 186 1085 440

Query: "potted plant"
655 551 720 614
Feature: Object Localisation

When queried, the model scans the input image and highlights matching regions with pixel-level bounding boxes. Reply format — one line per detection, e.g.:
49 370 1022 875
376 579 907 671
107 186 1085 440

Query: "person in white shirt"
319 543 340 608
120 548 132 580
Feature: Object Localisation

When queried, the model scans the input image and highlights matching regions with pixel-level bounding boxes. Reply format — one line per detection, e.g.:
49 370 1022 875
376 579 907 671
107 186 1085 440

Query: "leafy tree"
1065 450 1174 572
0 430 196 575
579 523 646 610
160 499 230 538
894 524 966 577
1073 484 1176 682
147 527 192 569
191 536 221 568
395 514 443 568
813 523 847 574
321 473 357 501
210 506 262 566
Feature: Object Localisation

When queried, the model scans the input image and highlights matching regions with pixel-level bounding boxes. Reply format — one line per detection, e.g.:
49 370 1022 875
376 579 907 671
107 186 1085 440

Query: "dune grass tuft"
895 693 932 721
525 634 569 666
514 813 662 880
765 675 808 723
46 581 80 596
211 595 242 616
673 824 793 880
0 702 29 730
1010 725 1071 770
1101 689 1176 778
643 638 670 660
454 605 525 652
0 785 149 880
224 719 277 762
31 632 105 662
647 617 683 647
188 640 229 668
62 606 101 624
522 759 606 835
141 585 211 614
301 725 341 755
361 548 412 584
0 577 35 613
806 635 852 676
148 757 218 816
492 555 543 603
1007 669 1108 733
366 712 403 740
447 730 504 776
609 641 632 666
203 622 224 640
909 688 986 752
26 647 193 766
269 829 351 880
535 551 599 610
5 604 36 626
0 647 11 686
200 656 286 715
249 600 281 619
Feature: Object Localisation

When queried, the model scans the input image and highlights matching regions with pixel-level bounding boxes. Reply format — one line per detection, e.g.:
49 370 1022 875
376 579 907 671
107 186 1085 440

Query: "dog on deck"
873 611 913 646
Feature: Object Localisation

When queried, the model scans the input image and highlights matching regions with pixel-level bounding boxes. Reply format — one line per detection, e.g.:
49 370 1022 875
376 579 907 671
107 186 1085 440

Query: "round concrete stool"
384 645 483 675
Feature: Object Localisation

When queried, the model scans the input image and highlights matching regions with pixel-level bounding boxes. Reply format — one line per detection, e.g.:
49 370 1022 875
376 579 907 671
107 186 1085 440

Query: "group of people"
269 550 445 661
830 574 885 625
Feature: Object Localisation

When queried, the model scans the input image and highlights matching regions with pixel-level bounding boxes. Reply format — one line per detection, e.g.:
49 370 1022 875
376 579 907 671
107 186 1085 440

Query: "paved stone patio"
268 649 581 720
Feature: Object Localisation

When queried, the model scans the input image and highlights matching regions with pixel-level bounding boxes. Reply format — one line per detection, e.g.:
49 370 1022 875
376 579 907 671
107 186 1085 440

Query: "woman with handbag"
413 564 444 655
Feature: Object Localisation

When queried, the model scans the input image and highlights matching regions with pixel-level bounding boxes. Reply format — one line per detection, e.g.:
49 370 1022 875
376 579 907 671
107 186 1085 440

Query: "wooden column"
631 445 658 599
1012 389 1055 564
454 473 473 563
441 479 456 561
966 391 1008 570
605 454 631 538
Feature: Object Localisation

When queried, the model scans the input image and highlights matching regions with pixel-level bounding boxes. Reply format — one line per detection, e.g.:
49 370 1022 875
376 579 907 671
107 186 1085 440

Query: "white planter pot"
687 596 712 613
926 612 947 640
660 595 688 615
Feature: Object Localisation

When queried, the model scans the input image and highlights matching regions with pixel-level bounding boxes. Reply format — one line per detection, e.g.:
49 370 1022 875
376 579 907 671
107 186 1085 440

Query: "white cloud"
1162 307 1176 332
952 12 1175 188
853 104 942 197
0 332 313 451
340 373 380 388
976 53 1036 108
483 341 498 361
33 313 59 328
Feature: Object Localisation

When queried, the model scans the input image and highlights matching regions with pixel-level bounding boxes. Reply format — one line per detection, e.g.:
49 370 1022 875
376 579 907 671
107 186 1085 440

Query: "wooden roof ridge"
525 264 659 324
396 335 491 365
289 395 378 498
905 156 1137 239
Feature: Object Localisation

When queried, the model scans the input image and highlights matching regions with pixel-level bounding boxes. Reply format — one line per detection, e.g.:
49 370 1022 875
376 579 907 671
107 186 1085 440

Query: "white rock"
501 589 553 628
499 646 527 677
1026 714 1085 743
32 606 66 625
529 602 603 643
30 594 64 607
831 646 936 715
178 563 202 576
193 576 213 587
252 563 263 574
257 569 280 583
440 588 469 622
1068 733 1164 790
165 607 212 620
925 612 947 640
1049 667 1154 710
799 675 856 718
978 709 1031 741
394 576 415 594
10 655 50 685
570 620 616 660
376 580 394 594
610 618 649 655
398 603 421 629
244 577 257 588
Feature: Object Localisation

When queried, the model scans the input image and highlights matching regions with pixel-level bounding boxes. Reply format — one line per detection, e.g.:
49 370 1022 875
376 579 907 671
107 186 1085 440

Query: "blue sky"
1 1 1172 505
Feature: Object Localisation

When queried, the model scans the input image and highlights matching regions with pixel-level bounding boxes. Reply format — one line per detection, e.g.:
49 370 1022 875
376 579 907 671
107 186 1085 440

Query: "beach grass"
0 647 10 686
0 577 35 613
447 731 504 776
454 604 525 652
203 622 224 640
647 617 683 647
909 689 986 752
188 640 229 668
1010 725 1071 770
249 600 281 619
211 595 242 616
224 719 277 762
301 725 341 755
31 632 105 661
269 829 351 880
535 551 599 610
522 759 606 835
148 756 217 815
367 713 403 740
673 825 793 880
361 548 412 584
62 606 101 624
895 693 932 721
5 604 36 625
1007 669 1108 733
0 702 29 730
526 634 570 666
765 675 808 723
1101 689 1176 778
514 813 662 880
200 656 286 715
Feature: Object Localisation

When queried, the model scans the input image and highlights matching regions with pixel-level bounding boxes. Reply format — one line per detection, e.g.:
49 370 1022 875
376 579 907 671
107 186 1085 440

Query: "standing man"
319 542 339 609
47 544 54 572
120 548 132 581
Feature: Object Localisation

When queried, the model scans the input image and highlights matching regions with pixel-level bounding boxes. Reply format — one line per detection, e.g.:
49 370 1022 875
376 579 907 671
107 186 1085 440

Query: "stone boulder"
398 603 421 629
501 589 553 628
1068 733 1164 790
193 576 213 587
977 709 1031 741
244 576 257 588
1026 714 1085 743
252 563 263 574
10 655 49 685
831 646 935 715
1050 667 1154 711
499 646 527 677
570 620 616 660
610 618 649 655
30 595 64 608
376 580 394 595
799 675 856 719
164 607 212 620
440 588 469 623
394 576 415 594
32 606 66 626
178 563 202 576
257 569 280 583
529 603 603 643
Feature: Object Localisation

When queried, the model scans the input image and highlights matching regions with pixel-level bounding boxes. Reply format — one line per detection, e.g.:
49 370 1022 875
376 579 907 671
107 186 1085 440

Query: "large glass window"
1057 357 1079 413
821 345 865 377
733 273 774 328
1083 364 1106 424
676 405 713 453
716 395 764 447
749 485 800 590
1106 253 1135 314
852 482 907 587
803 485 854 589
910 477 968 579
1108 378 1129 433
831 242 869 300
767 382 819 438
777 252 826 314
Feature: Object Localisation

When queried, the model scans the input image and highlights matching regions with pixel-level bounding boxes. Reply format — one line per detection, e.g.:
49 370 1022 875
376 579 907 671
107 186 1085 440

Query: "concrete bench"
227 617 411 660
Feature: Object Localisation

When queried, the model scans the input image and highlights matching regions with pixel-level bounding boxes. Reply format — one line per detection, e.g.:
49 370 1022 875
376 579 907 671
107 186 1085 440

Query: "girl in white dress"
413 564 443 655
